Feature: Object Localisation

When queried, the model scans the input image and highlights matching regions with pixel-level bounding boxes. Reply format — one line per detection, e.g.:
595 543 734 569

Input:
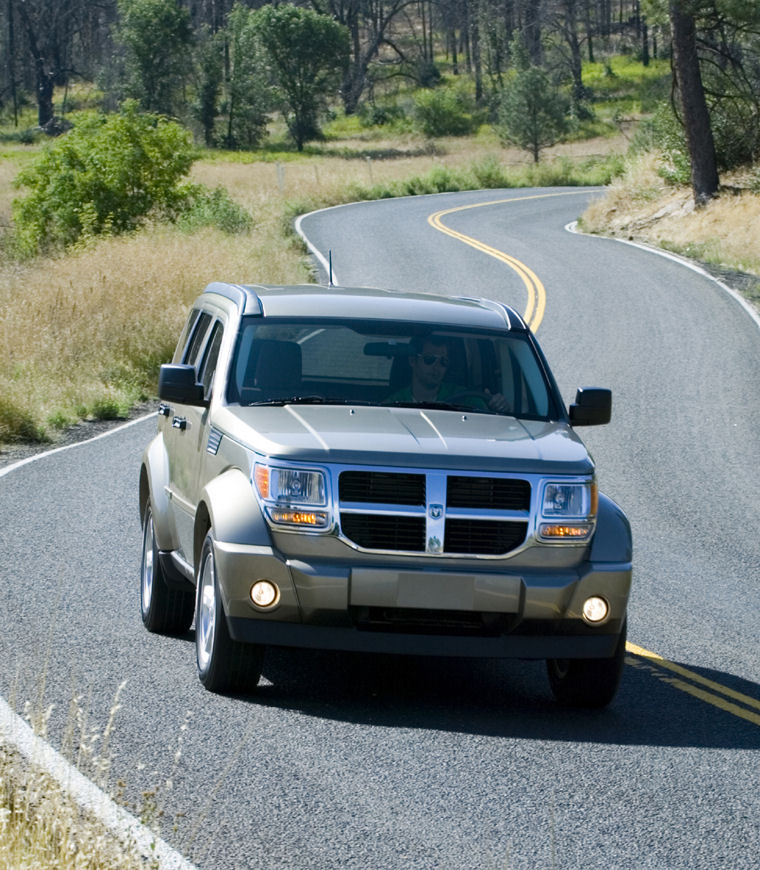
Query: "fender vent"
207 428 223 455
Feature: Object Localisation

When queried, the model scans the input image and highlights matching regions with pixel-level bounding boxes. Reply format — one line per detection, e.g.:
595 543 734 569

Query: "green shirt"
386 382 488 410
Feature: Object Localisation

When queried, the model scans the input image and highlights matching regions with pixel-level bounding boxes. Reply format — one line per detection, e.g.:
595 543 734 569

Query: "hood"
215 404 594 475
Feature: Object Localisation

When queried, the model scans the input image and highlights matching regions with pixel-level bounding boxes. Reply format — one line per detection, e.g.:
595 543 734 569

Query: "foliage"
0 397 45 443
254 4 350 151
413 85 477 137
631 102 691 185
116 0 193 116
358 102 408 128
176 186 253 235
193 26 225 148
12 102 196 254
496 64 570 163
220 4 270 150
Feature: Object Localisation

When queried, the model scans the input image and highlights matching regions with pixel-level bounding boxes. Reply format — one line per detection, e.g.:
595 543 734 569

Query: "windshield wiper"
245 395 326 406
381 400 498 414
245 396 375 407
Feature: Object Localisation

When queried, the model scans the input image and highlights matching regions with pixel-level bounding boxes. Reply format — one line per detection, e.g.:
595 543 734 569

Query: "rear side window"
199 321 224 399
183 312 213 368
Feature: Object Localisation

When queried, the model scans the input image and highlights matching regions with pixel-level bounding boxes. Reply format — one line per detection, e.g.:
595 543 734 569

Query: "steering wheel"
444 389 493 407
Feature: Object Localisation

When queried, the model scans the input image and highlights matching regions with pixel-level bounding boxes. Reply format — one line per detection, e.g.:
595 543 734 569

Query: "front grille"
340 513 426 551
338 470 531 556
339 471 425 505
444 519 528 555
447 476 530 510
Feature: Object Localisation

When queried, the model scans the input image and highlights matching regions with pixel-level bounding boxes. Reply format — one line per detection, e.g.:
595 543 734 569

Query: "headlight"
253 462 330 529
538 479 597 542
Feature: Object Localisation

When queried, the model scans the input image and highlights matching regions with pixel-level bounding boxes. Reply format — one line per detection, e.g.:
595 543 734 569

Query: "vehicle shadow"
239 645 760 750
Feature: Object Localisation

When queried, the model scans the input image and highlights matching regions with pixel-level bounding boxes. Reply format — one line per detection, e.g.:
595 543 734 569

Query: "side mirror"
569 387 611 426
158 364 207 407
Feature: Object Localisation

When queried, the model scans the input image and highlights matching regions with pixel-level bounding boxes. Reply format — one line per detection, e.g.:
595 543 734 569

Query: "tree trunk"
641 16 649 66
669 0 719 205
17 1 56 129
6 0 19 125
562 0 585 106
470 2 483 104
523 0 542 65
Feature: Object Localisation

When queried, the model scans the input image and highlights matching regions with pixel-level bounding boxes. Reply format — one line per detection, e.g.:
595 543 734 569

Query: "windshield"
226 317 561 420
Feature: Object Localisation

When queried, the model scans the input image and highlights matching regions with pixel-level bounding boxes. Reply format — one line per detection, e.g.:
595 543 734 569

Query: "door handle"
172 416 187 431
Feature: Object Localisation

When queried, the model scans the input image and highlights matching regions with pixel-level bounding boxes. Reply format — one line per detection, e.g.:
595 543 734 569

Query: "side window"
172 309 201 363
183 312 213 368
199 321 224 399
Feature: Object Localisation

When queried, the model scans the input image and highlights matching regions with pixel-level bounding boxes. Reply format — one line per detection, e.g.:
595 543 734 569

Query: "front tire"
546 621 627 708
195 532 264 694
140 505 194 635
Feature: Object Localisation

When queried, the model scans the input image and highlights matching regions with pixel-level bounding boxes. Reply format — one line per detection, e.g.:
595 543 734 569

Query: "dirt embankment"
580 154 760 310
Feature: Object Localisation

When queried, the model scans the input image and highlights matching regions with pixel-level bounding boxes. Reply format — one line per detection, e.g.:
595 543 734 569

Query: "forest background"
0 0 759 449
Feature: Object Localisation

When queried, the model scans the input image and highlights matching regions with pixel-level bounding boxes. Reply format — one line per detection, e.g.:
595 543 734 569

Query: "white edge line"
0 689 196 869
0 413 155 480
566 220 760 333
1 411 196 868
294 209 340 286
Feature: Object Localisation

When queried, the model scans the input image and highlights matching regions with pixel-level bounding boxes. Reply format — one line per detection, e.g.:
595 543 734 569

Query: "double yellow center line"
428 191 760 727
627 643 760 726
428 190 593 331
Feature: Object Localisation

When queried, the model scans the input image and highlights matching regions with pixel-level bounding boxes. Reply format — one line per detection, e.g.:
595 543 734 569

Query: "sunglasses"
418 353 449 367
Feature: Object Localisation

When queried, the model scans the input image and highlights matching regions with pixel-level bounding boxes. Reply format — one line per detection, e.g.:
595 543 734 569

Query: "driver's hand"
485 390 509 412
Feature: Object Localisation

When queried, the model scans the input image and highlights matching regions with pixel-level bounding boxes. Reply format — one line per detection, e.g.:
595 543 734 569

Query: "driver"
389 334 508 412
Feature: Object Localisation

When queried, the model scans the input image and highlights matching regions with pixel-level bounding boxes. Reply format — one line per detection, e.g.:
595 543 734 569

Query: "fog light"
582 596 609 624
250 580 280 609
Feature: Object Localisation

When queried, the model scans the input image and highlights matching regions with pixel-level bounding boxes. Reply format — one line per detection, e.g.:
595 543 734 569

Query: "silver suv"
139 283 632 706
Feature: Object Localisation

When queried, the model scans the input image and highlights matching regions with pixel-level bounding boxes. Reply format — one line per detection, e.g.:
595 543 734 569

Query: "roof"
202 282 526 331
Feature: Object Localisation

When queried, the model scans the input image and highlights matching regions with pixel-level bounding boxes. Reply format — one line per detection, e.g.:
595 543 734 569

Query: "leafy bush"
470 156 513 189
358 102 407 128
176 186 253 234
413 86 476 137
0 398 45 443
631 102 691 185
12 101 196 254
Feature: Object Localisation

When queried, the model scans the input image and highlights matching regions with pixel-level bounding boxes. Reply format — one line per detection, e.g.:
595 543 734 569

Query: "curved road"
1 188 759 869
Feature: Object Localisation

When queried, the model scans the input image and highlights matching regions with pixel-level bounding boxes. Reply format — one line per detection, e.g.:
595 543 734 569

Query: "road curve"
1 188 758 870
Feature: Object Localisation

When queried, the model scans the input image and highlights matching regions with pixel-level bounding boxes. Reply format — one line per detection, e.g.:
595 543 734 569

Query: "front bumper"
214 539 631 660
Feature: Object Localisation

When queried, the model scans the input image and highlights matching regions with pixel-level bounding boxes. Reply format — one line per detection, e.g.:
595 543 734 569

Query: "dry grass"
581 152 760 277
0 688 156 870
0 214 310 440
0 746 152 870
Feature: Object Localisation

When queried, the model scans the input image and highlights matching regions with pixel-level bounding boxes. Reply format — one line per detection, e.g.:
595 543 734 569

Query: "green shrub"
358 102 407 128
177 186 253 234
413 86 475 137
12 101 196 254
0 398 46 443
469 156 513 189
631 102 690 185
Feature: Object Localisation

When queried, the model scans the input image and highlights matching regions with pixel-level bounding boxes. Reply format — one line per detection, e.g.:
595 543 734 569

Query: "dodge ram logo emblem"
429 504 443 519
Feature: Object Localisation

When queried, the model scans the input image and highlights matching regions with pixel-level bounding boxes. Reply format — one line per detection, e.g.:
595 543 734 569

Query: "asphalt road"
1 188 759 869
